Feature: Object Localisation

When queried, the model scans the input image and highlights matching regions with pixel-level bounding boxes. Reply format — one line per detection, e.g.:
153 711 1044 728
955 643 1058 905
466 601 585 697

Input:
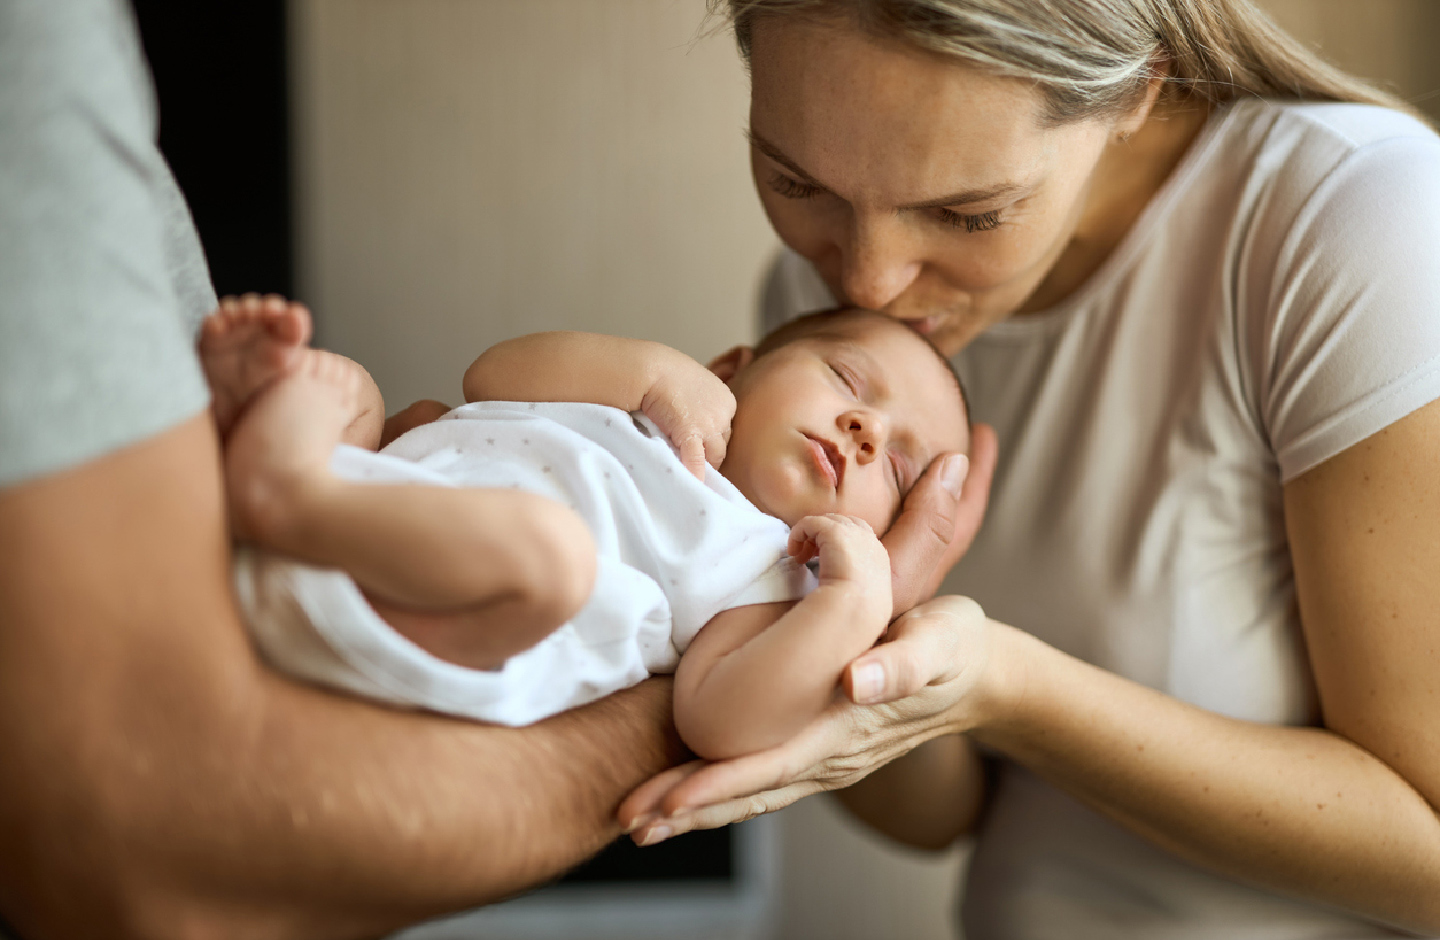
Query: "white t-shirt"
764 99 1440 939
237 401 816 727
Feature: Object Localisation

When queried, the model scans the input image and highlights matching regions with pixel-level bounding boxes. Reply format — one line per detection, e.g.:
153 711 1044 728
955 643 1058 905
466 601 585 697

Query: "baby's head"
709 308 971 534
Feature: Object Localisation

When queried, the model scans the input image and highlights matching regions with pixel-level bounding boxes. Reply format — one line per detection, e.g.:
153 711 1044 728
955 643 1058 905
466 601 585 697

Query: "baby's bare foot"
225 348 361 546
200 294 313 438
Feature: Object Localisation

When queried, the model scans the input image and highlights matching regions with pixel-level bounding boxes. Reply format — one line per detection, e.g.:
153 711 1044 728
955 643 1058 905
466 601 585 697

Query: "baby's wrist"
812 579 891 633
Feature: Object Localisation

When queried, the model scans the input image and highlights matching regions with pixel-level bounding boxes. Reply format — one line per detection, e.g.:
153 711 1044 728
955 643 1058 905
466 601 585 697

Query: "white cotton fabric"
236 401 815 727
764 100 1440 939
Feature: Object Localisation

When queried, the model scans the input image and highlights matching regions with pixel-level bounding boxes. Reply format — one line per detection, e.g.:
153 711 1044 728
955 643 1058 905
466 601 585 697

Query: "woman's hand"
881 422 998 618
619 594 992 845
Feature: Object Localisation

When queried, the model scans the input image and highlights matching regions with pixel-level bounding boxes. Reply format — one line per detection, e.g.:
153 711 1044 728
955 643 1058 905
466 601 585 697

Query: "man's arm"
0 413 684 940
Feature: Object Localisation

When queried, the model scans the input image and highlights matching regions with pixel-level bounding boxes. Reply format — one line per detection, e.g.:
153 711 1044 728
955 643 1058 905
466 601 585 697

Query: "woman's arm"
832 734 986 851
947 397 1440 933
0 414 685 940
624 402 1440 932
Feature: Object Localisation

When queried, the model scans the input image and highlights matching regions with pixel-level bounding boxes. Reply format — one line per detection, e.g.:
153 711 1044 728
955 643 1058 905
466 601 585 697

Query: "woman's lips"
898 314 945 336
804 434 844 490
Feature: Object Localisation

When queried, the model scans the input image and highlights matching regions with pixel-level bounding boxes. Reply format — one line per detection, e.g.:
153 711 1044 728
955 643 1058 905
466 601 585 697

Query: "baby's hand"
640 353 736 480
788 514 893 618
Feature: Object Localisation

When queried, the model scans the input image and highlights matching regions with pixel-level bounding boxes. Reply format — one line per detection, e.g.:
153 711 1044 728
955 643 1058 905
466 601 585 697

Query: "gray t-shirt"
0 0 214 488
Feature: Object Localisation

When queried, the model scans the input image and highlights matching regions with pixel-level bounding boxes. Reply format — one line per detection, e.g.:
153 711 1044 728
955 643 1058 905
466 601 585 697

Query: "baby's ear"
707 346 755 383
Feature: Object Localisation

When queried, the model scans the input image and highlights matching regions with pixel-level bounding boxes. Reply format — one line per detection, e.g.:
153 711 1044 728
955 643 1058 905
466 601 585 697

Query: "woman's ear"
708 346 755 383
1117 57 1171 139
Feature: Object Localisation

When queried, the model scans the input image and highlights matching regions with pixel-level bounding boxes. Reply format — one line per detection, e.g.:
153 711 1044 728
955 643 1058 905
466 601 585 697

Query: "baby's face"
719 318 970 533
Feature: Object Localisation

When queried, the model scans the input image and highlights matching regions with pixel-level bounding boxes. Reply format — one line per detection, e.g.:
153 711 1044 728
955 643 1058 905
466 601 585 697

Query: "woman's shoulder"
1212 98 1439 186
1175 98 1440 253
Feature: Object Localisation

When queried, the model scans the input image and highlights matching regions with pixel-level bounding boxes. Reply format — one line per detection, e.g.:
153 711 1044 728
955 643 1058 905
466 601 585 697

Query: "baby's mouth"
804 434 845 490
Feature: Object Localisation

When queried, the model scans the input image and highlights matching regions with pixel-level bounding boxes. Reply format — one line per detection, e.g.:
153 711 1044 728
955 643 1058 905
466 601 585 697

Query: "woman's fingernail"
638 824 673 847
852 661 885 703
622 813 653 835
939 454 968 497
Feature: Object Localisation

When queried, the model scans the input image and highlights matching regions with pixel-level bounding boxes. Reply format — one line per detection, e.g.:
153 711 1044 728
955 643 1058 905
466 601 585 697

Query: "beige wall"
292 0 775 409
1259 0 1440 125
291 3 1438 938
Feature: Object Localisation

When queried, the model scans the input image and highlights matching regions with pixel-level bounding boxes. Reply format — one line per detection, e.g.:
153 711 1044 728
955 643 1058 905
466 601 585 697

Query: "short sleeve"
1249 128 1440 481
0 0 213 487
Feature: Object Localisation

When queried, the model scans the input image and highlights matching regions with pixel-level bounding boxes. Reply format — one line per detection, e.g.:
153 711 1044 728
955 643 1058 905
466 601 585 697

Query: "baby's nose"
841 410 885 462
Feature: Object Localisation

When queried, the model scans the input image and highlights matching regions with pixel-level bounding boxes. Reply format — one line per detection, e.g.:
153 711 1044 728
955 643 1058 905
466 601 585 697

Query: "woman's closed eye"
768 172 825 200
938 207 1002 233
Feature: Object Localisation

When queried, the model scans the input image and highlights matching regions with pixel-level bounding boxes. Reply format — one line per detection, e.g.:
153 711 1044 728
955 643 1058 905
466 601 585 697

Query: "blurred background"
133 1 1440 937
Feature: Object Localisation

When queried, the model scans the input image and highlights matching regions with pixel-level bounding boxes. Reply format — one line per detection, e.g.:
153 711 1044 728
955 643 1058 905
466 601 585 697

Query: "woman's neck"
1018 96 1213 315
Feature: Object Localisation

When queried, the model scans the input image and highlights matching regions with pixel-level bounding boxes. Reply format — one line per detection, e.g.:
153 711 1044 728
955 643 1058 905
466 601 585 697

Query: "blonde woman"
622 1 1440 935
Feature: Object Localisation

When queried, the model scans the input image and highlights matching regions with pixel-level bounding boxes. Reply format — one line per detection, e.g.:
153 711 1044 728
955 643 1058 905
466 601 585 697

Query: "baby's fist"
788 514 892 614
641 352 736 480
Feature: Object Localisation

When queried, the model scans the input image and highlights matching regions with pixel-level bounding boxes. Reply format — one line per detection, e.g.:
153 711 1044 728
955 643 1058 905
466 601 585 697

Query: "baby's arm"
674 515 893 761
464 332 733 478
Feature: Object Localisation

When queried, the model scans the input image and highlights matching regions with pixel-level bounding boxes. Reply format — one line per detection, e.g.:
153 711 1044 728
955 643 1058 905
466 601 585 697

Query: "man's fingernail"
638 824 673 847
939 454 968 497
852 661 885 704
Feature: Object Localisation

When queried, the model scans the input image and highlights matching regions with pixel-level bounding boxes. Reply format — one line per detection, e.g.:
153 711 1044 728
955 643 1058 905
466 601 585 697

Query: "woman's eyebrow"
746 129 828 188
898 182 1031 210
748 128 1031 209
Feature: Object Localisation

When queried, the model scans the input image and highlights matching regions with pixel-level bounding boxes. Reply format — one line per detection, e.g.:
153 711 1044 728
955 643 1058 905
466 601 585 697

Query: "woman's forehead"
747 15 1053 202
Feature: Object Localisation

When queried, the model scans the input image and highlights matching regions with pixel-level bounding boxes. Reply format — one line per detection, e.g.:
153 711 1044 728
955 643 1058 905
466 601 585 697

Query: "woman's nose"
840 410 885 463
840 214 922 311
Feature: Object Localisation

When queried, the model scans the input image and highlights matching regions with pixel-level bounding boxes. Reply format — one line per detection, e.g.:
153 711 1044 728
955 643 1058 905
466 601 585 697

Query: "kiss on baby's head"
714 307 971 535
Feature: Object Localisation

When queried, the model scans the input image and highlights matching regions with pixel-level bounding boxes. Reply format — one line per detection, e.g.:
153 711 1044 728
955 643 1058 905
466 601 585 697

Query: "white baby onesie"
235 401 816 726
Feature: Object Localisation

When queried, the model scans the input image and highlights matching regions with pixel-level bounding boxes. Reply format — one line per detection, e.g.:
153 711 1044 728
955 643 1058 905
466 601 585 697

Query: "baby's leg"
199 294 312 437
200 294 385 448
226 350 596 669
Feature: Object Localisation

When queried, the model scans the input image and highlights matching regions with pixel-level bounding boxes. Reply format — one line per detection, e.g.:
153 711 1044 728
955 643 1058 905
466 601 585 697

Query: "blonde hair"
711 0 1421 124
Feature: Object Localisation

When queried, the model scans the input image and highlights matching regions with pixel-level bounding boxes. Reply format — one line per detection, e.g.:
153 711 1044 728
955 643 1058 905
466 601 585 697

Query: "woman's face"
748 17 1125 356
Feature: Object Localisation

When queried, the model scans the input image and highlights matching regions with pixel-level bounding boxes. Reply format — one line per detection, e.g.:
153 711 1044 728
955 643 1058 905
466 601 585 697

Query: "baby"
202 296 970 760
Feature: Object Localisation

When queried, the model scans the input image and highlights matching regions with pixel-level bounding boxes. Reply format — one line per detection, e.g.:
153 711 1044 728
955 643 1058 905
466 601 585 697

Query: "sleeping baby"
203 297 970 760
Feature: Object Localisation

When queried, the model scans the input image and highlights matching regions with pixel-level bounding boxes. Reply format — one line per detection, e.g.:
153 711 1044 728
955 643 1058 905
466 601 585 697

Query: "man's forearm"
0 415 683 940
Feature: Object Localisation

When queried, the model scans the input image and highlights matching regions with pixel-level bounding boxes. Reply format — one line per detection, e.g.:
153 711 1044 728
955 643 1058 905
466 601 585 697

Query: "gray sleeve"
0 0 216 488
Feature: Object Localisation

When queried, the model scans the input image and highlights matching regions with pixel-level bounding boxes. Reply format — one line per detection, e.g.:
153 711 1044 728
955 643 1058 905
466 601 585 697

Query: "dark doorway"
132 0 293 298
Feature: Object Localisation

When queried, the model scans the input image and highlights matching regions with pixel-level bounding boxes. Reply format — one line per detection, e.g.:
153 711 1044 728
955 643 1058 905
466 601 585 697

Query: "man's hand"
639 350 736 480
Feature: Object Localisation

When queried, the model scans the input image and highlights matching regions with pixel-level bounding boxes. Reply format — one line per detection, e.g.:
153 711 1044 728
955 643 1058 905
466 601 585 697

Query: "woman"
622 0 1440 935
